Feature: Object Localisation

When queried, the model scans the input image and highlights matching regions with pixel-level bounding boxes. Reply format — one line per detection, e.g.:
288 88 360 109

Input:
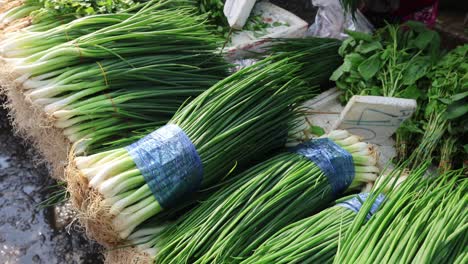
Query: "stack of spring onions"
3 0 229 153
70 38 343 240
241 168 409 264
132 130 379 263
0 0 40 27
1 13 134 58
334 168 467 263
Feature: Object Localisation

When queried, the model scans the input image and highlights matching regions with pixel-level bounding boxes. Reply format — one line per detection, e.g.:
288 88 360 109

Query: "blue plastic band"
125 124 203 209
338 193 385 220
292 138 355 195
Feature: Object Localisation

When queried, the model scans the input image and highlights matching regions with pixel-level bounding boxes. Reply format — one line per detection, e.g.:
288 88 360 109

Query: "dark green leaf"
357 53 381 81
345 53 366 65
446 100 468 120
402 58 431 85
413 30 436 50
346 30 373 42
356 41 383 54
451 90 468 101
330 65 345 81
401 85 423 100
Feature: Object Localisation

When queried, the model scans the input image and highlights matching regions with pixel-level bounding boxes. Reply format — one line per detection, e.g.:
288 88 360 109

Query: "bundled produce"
242 167 409 264
420 45 467 171
242 193 385 264
330 22 467 170
3 0 229 154
148 130 379 263
1 13 135 58
0 0 40 26
69 38 343 243
334 167 467 263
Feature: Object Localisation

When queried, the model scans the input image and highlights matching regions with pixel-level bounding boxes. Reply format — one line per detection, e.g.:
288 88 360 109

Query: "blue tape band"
125 124 203 209
292 138 355 195
338 193 385 220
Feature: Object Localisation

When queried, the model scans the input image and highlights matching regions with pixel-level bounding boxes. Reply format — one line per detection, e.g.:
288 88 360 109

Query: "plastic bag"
308 0 374 39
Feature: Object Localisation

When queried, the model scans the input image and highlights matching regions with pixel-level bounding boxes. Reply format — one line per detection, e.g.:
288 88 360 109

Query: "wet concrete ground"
0 97 103 264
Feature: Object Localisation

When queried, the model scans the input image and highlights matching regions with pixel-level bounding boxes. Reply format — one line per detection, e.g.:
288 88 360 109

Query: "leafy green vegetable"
331 22 468 170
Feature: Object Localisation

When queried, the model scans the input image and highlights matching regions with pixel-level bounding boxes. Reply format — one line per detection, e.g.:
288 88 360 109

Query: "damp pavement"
0 98 104 264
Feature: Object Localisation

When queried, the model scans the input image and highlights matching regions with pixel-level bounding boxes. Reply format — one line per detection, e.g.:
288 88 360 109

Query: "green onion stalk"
144 130 379 263
0 13 133 58
241 168 409 264
71 38 342 240
0 0 40 25
5 1 204 76
23 54 228 154
241 199 368 264
334 167 467 264
0 0 196 57
9 2 228 154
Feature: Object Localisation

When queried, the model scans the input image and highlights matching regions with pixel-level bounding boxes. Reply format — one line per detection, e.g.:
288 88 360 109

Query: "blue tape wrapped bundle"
125 124 203 209
338 193 385 220
292 138 355 195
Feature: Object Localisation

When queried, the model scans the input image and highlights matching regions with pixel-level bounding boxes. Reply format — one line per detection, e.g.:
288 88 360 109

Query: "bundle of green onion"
0 0 40 26
71 38 342 240
144 130 379 263
0 0 196 57
334 168 467 263
7 1 203 76
6 0 228 154
1 13 133 58
241 167 410 264
241 194 383 264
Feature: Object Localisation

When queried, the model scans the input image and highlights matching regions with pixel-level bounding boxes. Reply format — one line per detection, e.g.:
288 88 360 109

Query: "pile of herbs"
198 0 229 36
331 21 467 171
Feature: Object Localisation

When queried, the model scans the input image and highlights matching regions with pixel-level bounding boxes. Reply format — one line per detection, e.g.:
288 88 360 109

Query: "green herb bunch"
38 0 144 16
330 22 468 170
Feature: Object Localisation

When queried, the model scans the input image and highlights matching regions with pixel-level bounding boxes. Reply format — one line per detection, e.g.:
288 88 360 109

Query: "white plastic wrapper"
308 0 374 40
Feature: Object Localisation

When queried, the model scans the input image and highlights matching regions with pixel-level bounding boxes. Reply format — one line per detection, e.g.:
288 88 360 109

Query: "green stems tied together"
149 130 378 263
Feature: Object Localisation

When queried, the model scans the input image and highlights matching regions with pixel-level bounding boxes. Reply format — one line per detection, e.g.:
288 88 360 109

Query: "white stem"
354 165 379 173
324 130 349 140
128 226 166 241
355 172 378 183
44 97 75 114
108 185 152 215
343 142 368 153
50 109 76 120
99 170 142 198
141 248 158 258
54 116 82 129
89 156 136 188
93 149 129 167
31 97 60 107
114 201 162 239
334 135 360 147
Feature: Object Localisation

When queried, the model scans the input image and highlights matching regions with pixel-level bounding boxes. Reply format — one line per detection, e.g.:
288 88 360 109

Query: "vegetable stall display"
68 38 343 243
146 130 379 263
